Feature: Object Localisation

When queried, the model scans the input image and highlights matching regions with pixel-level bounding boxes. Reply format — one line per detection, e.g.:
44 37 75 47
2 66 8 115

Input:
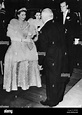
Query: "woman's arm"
7 19 24 41
7 24 16 37
7 19 17 37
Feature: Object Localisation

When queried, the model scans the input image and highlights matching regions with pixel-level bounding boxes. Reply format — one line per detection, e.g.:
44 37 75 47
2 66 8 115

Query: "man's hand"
38 52 46 56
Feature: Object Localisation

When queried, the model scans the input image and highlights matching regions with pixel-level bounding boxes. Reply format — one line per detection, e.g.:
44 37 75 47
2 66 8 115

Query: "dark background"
4 0 80 11
1 0 81 23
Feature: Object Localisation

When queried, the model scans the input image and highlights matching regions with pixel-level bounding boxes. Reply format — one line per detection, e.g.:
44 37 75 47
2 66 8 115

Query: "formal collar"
63 9 69 16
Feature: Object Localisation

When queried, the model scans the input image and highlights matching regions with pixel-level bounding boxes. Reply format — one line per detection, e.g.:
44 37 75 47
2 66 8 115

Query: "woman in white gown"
3 8 41 92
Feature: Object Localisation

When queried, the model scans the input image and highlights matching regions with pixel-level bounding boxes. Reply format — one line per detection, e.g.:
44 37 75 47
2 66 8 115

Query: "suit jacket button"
65 29 67 33
40 31 42 34
52 84 54 87
65 52 67 55
52 63 54 66
52 41 54 44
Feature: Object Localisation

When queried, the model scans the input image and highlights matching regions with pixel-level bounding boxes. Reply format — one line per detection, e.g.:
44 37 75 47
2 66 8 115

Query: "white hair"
41 8 53 23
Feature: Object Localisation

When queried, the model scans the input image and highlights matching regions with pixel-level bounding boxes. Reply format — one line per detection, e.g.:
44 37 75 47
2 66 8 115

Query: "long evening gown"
3 19 41 92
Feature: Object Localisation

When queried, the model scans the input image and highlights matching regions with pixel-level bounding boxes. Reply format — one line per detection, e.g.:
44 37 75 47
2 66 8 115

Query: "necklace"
18 20 27 30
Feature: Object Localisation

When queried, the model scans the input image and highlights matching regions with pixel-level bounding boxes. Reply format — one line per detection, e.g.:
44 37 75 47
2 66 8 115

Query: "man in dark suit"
59 1 80 76
0 3 6 40
0 3 6 75
38 8 68 107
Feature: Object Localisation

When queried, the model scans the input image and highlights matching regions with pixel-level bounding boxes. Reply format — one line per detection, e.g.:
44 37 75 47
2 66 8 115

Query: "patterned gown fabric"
3 19 41 92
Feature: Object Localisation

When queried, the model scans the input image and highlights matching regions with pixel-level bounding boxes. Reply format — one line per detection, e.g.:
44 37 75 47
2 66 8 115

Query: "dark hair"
60 0 68 5
15 8 27 19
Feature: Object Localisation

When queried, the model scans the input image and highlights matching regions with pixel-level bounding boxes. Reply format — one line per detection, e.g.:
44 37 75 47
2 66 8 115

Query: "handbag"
27 41 34 50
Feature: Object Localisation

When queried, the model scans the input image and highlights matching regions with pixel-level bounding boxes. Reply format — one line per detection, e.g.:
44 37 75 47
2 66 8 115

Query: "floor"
0 68 82 108
56 78 82 108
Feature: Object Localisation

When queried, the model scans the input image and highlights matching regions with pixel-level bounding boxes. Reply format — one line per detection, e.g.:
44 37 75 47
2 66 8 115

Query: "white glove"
74 38 79 45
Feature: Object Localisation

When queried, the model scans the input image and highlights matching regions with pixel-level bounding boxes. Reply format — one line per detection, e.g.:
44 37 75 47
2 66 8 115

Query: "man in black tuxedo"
0 3 6 40
38 8 67 107
59 1 80 76
0 3 6 75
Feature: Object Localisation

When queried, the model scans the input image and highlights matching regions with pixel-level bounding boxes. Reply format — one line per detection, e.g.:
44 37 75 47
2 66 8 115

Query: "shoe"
59 98 63 102
40 100 59 107
40 100 49 106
